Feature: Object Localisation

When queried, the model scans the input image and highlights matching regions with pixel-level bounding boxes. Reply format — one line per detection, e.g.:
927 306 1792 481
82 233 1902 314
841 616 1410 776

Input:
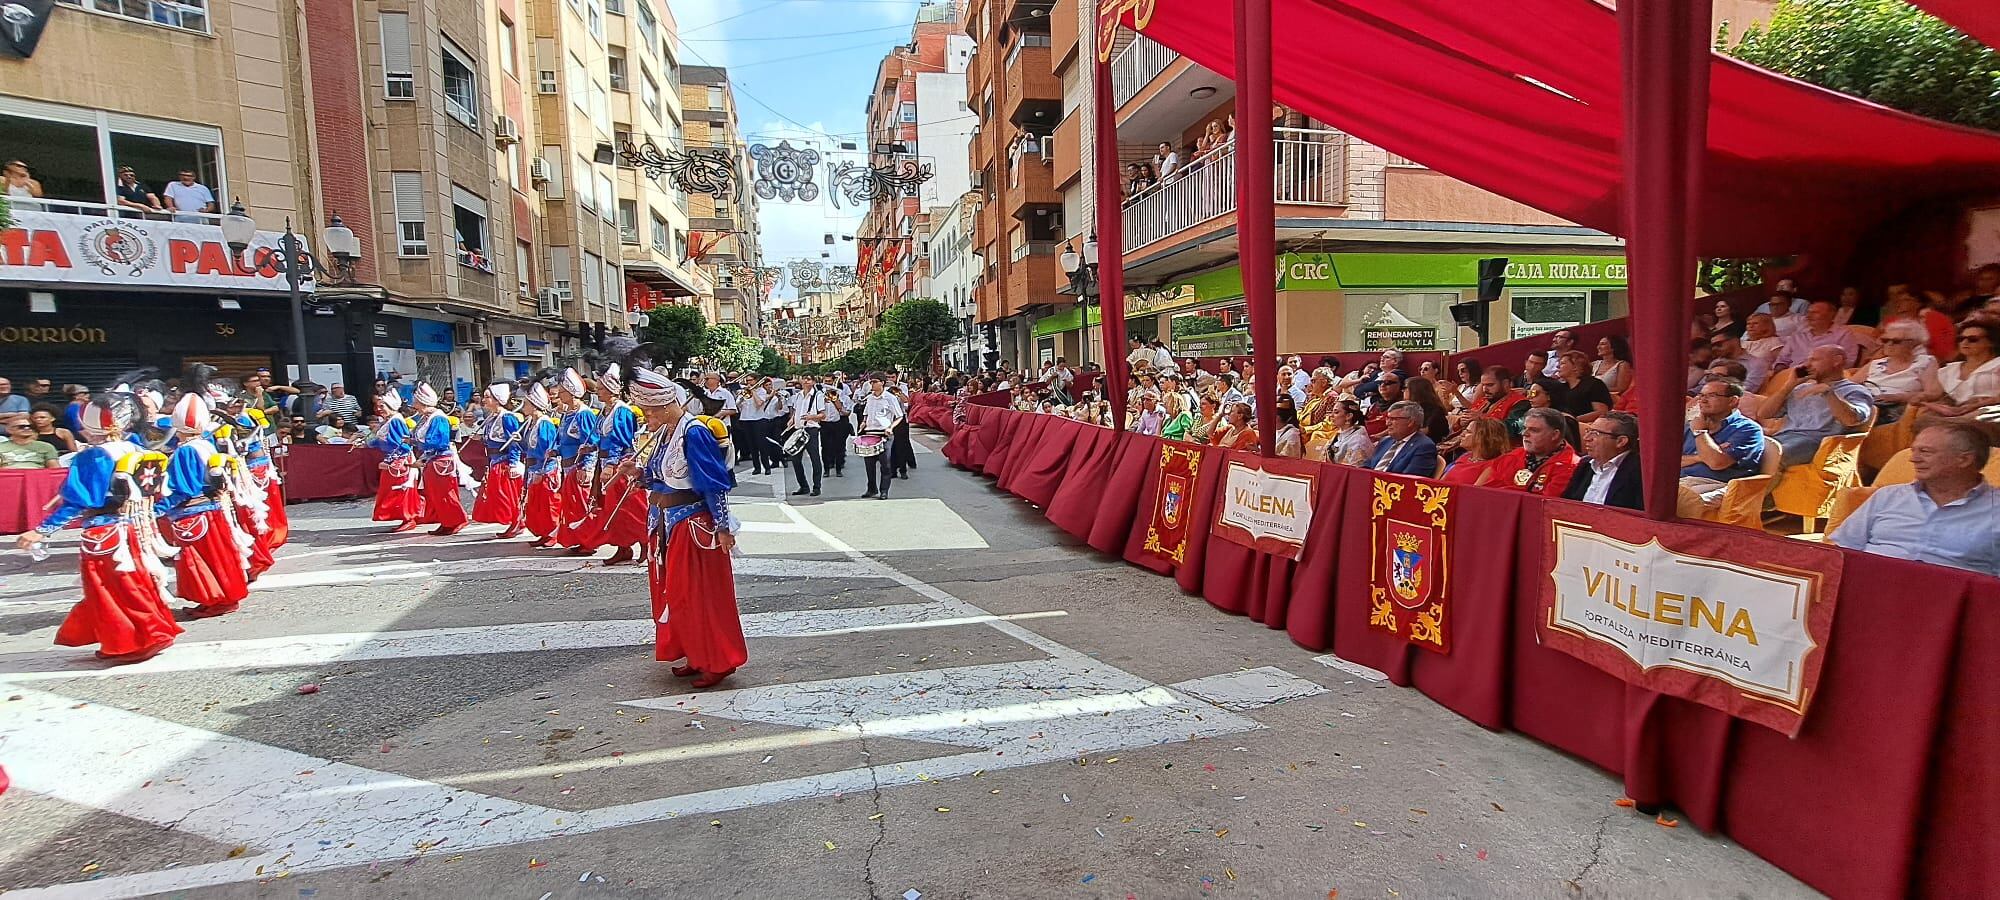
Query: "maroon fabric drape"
1092 51 1131 433
279 444 384 502
952 407 1996 898
1910 0 2000 53
0 468 66 535
1135 0 2000 258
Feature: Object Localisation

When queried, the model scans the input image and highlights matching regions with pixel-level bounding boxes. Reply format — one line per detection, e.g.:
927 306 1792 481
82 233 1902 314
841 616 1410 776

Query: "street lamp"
221 201 359 428
1060 233 1100 370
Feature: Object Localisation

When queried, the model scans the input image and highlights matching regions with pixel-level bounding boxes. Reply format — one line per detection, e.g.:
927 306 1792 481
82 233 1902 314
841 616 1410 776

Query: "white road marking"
1170 666 1331 711
1313 653 1390 683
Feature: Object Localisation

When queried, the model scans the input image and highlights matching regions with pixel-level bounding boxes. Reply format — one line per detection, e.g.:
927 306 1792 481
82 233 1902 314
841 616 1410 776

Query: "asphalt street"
0 429 1818 899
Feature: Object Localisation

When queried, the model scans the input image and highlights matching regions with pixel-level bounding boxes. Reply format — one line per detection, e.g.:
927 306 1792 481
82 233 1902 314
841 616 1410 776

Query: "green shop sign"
1176 327 1251 356
1031 305 1102 338
1276 252 1627 291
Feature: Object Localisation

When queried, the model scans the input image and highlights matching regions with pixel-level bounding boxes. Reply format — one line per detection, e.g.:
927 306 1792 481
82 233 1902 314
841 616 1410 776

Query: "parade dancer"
469 383 527 537
623 368 746 688
581 364 648 565
520 383 563 547
158 393 251 617
241 402 289 547
216 395 276 580
367 390 423 531
14 394 183 662
553 368 601 550
411 383 470 535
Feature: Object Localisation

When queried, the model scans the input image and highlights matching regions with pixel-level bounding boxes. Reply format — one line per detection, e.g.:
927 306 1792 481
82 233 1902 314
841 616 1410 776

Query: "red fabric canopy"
1913 0 2000 54
1135 0 2000 258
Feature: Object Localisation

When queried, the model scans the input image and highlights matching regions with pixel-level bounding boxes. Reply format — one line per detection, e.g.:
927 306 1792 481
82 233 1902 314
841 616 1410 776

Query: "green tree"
639 304 707 370
1171 315 1227 342
1720 0 2000 131
855 298 957 371
757 344 790 377
704 324 765 372
0 195 12 230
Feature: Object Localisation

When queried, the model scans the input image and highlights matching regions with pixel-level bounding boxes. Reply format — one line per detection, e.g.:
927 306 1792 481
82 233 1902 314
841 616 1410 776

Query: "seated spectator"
1334 361 1378 396
1273 401 1304 458
1833 285 1875 328
61 385 90 434
1686 339 1718 393
1593 335 1634 401
1 417 60 468
28 408 76 455
1159 392 1194 441
1364 401 1439 476
1129 392 1166 436
1565 411 1644 510
1761 346 1874 468
1554 351 1613 424
1544 329 1577 377
1488 408 1581 496
1362 373 1404 436
1324 399 1374 467
0 377 28 415
1355 349 1405 402
1215 402 1259 451
1861 320 1939 424
1708 297 1741 339
1445 358 1484 409
1707 330 1769 393
1775 299 1863 370
1917 316 2000 423
1190 396 1223 444
1763 289 1808 337
1881 283 1956 362
1521 351 1549 388
1403 376 1452 441
1441 418 1510 486
1830 420 2000 576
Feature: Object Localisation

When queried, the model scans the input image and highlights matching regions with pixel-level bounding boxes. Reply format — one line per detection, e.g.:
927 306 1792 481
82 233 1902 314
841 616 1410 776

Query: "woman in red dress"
519 383 564 546
366 391 423 530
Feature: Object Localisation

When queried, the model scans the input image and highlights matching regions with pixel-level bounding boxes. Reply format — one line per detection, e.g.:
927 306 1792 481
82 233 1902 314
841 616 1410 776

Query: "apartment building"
1 0 328 388
918 194 980 371
680 64 761 337
961 0 1064 371
603 0 710 335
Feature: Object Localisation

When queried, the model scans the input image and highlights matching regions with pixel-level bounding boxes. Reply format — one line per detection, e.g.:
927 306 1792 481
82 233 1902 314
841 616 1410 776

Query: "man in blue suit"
1364 401 1439 476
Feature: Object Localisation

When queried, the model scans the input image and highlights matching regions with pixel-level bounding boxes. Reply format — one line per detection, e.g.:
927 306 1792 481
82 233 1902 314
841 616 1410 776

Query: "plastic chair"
1771 432 1871 534
1704 435 1782 530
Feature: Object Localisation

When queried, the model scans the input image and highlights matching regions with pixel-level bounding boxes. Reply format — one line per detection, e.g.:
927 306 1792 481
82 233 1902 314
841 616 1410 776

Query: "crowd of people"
6 158 221 223
956 275 2000 576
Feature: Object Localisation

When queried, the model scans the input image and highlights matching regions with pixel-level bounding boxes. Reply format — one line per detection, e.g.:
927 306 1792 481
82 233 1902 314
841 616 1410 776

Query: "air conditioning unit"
538 286 569 317
529 157 551 185
453 321 486 347
494 115 521 145
968 171 983 189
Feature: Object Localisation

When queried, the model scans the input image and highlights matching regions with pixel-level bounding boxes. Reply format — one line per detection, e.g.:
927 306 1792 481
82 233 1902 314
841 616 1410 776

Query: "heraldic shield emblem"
1387 521 1433 608
1161 472 1188 528
1368 476 1453 652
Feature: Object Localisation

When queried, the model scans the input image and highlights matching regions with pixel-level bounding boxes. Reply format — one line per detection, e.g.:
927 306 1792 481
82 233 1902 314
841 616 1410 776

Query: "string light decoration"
618 140 736 199
747 140 821 202
827 159 935 209
790 259 824 291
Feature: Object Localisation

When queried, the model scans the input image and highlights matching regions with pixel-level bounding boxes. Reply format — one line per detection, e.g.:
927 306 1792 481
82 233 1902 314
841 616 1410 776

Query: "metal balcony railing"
1110 35 1178 107
1121 128 1347 251
1010 240 1057 262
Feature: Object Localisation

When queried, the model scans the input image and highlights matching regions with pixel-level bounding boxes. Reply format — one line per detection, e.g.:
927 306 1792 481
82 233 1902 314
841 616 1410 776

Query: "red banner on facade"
1140 444 1203 566
1096 0 1159 61
1211 457 1319 561
1367 474 1455 654
1539 503 1843 736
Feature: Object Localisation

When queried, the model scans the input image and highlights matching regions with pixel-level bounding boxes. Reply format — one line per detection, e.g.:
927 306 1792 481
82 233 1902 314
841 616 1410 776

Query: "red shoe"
96 639 172 664
186 602 239 620
499 526 524 539
690 669 735 689
605 545 636 566
391 521 419 533
431 525 462 536
670 664 698 677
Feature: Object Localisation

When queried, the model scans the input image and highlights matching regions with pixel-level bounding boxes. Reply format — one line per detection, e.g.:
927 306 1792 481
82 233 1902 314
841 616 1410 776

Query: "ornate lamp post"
219 202 359 423
1059 233 1100 371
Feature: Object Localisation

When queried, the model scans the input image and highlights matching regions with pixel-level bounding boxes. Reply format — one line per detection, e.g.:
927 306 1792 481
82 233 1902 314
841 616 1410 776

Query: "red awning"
1133 0 2000 258
1912 0 2000 53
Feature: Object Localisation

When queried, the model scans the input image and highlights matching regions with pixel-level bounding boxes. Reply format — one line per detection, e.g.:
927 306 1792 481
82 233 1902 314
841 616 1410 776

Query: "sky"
668 0 936 302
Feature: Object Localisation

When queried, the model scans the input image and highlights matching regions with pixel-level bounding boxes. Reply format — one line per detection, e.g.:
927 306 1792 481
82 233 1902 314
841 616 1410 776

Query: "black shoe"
792 488 810 496
862 491 878 499
810 489 820 496
876 493 890 500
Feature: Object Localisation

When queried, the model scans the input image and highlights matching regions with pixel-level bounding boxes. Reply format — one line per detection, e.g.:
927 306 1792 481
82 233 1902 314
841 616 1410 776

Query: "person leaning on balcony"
1153 142 1179 181
1829 419 2000 575
113 166 161 216
161 169 216 224
3 160 43 207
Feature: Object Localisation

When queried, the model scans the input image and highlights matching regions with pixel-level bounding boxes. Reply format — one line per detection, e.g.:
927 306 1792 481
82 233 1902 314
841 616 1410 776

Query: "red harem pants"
57 523 183 656
471 462 524 527
418 456 469 529
555 467 594 547
583 474 649 550
258 470 289 546
234 501 274 578
648 511 747 672
523 471 562 539
164 508 249 608
372 457 422 523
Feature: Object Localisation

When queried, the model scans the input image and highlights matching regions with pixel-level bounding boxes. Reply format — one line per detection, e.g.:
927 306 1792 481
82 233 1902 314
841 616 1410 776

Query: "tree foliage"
757 344 790 377
703 324 765 373
1720 0 2000 131
638 304 708 370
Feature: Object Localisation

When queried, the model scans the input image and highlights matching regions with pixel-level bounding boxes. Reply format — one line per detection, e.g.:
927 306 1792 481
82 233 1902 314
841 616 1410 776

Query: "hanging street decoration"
790 259 824 292
748 140 822 202
826 266 858 287
827 159 936 209
618 139 737 199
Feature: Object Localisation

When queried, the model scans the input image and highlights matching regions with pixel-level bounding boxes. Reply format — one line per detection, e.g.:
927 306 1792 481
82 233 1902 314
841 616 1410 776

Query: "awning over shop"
1132 0 2000 258
623 261 706 298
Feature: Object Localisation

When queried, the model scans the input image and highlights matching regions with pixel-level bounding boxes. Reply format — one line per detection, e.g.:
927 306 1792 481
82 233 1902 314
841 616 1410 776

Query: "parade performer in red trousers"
552 368 601 551
367 390 423 531
217 395 276 580
411 383 470 535
624 368 746 688
158 392 251 617
520 383 563 547
469 383 526 537
581 363 648 565
234 402 288 547
15 393 183 662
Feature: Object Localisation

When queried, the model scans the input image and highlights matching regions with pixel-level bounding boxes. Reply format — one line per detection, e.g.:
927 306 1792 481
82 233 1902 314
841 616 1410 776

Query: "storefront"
1128 251 1629 355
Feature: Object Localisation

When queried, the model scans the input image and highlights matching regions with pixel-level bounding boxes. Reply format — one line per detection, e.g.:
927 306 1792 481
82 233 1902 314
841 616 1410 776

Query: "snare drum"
852 433 888 457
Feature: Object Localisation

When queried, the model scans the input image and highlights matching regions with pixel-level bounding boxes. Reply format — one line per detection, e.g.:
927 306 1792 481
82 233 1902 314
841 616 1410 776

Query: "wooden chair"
1771 431 1871 534
1825 448 1915 535
1704 435 1783 529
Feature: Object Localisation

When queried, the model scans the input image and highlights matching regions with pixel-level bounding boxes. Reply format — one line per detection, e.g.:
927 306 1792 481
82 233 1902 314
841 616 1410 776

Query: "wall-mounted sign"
1362 326 1437 351
0 210 307 294
1175 328 1250 357
497 334 535 358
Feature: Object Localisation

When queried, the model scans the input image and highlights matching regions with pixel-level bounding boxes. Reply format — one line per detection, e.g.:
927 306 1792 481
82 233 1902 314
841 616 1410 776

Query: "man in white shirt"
817 372 852 477
1150 340 1174 371
1831 420 2000 576
1125 338 1153 373
856 377 904 500
787 375 828 497
161 169 217 224
1154 142 1179 180
1040 357 1074 399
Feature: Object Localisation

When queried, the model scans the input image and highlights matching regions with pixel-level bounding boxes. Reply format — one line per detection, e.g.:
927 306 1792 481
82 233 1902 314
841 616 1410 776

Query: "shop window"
442 40 480 129
1343 292 1456 351
57 0 209 34
1509 290 1628 341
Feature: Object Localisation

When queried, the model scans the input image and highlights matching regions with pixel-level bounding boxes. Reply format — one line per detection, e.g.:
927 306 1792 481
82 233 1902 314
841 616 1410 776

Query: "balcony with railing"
1121 128 1348 252
1110 35 1179 108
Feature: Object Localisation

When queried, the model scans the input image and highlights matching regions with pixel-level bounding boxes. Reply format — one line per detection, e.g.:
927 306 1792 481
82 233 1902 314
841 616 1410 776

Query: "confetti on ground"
1062 794 1071 803
79 863 100 874
296 684 319 695
869 813 885 821
1655 814 1681 828
1490 802 1505 812
1081 874 1096 884
824 841 837 851
903 890 922 900
936 807 950 813
527 859 547 870
1215 829 1229 838
1120 816 1135 823
1613 798 1637 808
537 893 553 900
578 871 592 882
227 847 248 859
1095 828 1105 838
1477 849 1489 860
710 820 723 828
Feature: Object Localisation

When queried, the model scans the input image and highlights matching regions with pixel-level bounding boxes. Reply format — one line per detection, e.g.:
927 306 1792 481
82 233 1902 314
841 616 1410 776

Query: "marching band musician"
14 393 184 662
856 375 904 500
887 377 916 481
580 364 648 565
158 392 251 617
553 368 601 551
622 367 746 689
817 372 851 478
366 390 423 531
520 383 564 547
787 374 827 497
469 383 527 538
410 383 470 535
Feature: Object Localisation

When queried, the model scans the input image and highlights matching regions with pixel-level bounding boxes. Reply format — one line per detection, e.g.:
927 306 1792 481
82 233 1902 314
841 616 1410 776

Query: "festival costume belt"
647 489 701 509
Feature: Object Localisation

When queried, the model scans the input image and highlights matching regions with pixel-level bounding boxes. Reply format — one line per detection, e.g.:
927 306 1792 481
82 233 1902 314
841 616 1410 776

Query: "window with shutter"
392 172 428 256
380 13 414 99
